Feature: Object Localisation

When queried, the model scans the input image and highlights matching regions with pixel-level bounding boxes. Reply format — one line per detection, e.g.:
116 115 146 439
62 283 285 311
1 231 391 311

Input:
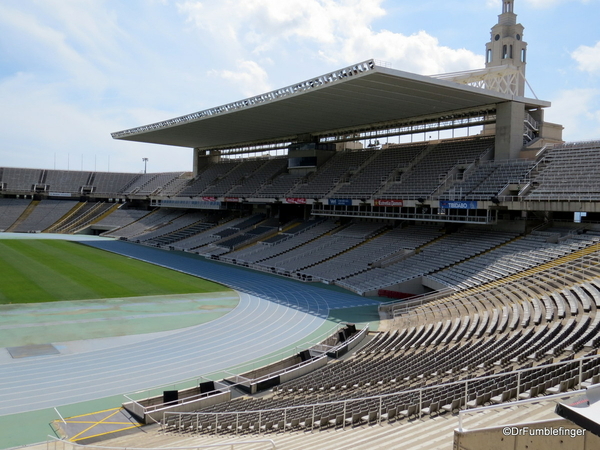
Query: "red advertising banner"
285 198 307 204
201 196 217 202
374 199 403 207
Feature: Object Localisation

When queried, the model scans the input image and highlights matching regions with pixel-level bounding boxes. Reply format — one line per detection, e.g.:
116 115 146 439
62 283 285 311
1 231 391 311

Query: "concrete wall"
146 390 231 424
454 418 600 450
495 101 526 160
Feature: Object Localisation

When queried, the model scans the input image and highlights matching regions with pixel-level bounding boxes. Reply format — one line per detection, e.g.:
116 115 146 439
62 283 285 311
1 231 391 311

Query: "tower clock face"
516 34 521 40
495 34 500 41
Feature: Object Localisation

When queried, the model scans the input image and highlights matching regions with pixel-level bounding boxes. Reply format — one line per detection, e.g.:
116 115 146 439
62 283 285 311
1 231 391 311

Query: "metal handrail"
163 355 600 436
457 389 585 431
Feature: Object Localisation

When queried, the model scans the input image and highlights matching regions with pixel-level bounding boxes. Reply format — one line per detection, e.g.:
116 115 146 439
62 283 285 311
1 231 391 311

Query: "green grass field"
0 239 230 304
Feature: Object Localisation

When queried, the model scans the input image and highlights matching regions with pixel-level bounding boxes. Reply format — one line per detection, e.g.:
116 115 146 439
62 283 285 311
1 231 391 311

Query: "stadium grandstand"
3 1 600 449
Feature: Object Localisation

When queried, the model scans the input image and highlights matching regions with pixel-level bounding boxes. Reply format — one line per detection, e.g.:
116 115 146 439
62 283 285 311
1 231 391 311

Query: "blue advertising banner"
328 198 352 206
439 200 478 210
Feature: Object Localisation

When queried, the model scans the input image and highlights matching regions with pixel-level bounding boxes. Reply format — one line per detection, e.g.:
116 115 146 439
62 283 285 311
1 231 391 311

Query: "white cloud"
209 60 272 97
572 41 600 74
524 0 593 8
0 72 190 172
545 88 600 141
178 0 482 77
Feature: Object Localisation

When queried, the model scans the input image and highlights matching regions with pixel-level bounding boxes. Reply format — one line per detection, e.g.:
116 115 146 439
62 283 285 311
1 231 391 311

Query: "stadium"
2 1 600 449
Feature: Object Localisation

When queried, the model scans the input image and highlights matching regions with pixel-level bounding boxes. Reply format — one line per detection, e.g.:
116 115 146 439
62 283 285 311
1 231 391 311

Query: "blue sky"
0 0 599 173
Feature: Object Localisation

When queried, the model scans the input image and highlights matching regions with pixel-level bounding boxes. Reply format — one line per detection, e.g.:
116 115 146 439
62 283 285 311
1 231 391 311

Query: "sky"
0 0 599 174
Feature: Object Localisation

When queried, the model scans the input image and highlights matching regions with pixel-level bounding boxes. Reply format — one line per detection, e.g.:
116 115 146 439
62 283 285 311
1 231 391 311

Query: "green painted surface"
0 292 239 348
0 240 230 304
0 305 381 449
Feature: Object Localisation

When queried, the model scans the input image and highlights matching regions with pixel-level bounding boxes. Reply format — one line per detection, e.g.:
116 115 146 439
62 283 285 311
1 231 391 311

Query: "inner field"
0 239 231 304
0 238 239 348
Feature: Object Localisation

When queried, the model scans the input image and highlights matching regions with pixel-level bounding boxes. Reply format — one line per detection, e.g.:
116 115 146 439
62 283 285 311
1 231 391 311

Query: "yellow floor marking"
65 407 121 420
69 408 123 441
65 420 135 425
71 424 142 442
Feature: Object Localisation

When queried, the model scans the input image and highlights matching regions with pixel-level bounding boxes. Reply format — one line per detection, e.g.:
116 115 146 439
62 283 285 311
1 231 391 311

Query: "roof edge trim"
112 59 377 140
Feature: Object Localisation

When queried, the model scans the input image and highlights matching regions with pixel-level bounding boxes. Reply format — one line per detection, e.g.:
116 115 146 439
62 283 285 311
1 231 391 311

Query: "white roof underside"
112 60 550 150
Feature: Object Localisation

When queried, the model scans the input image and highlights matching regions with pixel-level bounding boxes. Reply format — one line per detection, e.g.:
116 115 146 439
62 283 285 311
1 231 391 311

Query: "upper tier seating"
201 160 266 196
444 159 534 200
92 172 140 195
122 172 184 196
227 158 288 196
379 136 494 198
288 150 377 198
0 168 43 192
44 170 92 194
254 173 305 198
178 161 241 197
334 143 426 198
527 142 600 200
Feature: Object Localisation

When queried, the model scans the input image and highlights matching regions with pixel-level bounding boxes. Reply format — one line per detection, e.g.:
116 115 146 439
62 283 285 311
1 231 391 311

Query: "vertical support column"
495 101 526 160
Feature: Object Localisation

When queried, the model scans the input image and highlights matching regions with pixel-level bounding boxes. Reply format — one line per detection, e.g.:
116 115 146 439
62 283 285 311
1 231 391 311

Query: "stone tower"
485 0 527 96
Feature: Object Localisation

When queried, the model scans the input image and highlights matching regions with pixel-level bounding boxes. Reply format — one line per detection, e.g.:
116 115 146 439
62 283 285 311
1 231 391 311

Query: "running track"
0 241 378 416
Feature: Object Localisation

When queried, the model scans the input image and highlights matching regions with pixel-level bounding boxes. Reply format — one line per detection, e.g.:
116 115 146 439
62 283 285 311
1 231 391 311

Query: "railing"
457 390 583 431
311 207 495 224
46 436 277 450
163 355 600 437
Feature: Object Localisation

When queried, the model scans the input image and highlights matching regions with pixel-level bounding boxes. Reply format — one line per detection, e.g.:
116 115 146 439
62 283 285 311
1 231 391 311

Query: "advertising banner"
328 198 352 206
285 198 307 204
374 199 403 207
439 200 478 209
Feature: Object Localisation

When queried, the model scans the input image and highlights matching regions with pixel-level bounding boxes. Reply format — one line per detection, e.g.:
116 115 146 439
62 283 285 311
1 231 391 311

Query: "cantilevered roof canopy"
112 60 550 150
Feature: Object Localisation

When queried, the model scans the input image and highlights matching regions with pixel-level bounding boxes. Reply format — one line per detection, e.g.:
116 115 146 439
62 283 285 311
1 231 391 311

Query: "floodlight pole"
143 157 148 174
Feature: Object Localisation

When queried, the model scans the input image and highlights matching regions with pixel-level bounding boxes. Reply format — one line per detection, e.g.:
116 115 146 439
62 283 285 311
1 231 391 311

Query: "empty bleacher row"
104 208 189 239
46 201 115 233
527 141 600 200
0 198 30 231
337 228 517 295
443 159 534 200
0 168 186 197
3 140 600 202
379 136 494 198
425 230 600 290
161 246 600 437
11 199 79 233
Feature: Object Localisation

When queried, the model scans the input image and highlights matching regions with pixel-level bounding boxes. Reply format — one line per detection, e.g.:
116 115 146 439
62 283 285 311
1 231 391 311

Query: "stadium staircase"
54 202 116 234
45 202 87 233
42 202 86 232
375 141 437 195
326 150 382 197
5 200 39 232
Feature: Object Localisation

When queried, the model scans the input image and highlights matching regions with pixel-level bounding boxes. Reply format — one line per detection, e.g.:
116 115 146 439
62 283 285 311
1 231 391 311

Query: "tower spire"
485 0 527 96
